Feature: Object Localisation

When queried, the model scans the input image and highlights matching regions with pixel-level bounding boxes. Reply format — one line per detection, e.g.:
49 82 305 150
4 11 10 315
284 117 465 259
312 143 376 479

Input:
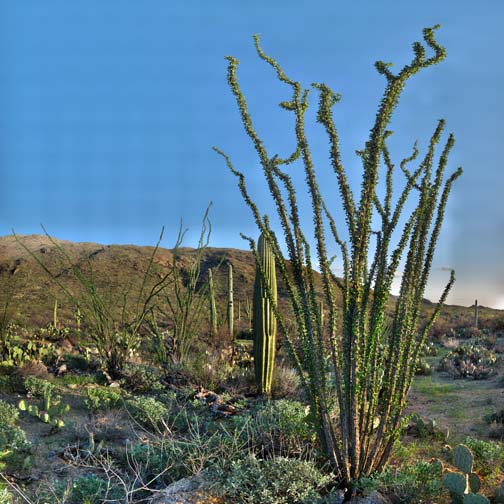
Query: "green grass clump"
412 376 458 396
54 473 124 504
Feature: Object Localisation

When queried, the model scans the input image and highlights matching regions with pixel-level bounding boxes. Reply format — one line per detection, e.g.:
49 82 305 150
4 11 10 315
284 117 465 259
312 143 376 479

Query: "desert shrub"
23 376 55 398
85 387 123 412
429 318 453 341
0 424 29 452
485 410 504 440
0 400 19 427
415 357 433 376
453 326 484 339
128 421 244 486
2 339 55 368
232 399 314 457
354 460 443 503
217 455 332 504
120 363 163 393
126 396 168 429
0 483 13 504
35 323 71 342
421 341 439 356
438 344 498 379
55 473 124 504
463 436 504 479
271 364 302 398
406 414 447 442
63 353 99 372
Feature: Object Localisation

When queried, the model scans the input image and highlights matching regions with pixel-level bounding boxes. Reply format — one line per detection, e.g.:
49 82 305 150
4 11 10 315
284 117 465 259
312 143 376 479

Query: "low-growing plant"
120 363 163 393
54 473 125 504
0 424 29 453
356 460 444 503
439 344 498 379
0 400 19 427
407 413 448 442
126 396 168 430
0 481 14 504
217 455 332 504
415 357 433 376
463 437 504 481
85 387 123 412
23 376 55 398
232 399 314 457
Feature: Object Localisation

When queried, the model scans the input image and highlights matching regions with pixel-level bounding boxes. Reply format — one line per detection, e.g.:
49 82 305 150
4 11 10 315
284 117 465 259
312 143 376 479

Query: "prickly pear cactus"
18 388 69 428
454 444 473 474
462 494 490 504
443 444 490 504
443 472 468 495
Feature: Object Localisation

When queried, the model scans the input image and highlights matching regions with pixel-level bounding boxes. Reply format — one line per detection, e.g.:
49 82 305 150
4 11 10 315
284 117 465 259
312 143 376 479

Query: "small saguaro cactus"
253 232 277 396
53 299 58 329
227 262 234 339
443 444 489 504
208 268 218 337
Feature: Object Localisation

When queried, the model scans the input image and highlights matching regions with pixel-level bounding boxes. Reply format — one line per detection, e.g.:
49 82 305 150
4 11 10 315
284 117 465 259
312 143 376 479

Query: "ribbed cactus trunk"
208 268 218 336
227 262 234 339
474 299 478 329
53 299 58 329
253 233 277 396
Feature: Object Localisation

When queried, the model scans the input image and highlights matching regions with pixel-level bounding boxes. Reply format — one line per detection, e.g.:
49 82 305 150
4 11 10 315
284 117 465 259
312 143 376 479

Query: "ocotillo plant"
253 232 278 395
208 268 218 337
227 262 234 339
215 26 462 488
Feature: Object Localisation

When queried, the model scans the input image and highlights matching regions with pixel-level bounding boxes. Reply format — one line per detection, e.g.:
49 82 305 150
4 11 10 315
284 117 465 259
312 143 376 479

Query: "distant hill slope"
0 234 500 331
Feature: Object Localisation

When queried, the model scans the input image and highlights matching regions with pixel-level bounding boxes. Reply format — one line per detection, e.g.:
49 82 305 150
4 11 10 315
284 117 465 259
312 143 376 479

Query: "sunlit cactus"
253 232 277 395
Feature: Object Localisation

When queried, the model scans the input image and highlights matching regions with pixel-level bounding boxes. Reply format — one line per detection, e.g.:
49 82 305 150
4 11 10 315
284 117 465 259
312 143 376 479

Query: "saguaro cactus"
253 233 277 395
227 262 234 339
53 299 58 329
208 268 218 337
473 299 479 329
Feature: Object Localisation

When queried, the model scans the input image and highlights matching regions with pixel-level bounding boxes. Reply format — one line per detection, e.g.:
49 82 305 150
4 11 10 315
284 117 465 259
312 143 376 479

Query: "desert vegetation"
0 26 503 504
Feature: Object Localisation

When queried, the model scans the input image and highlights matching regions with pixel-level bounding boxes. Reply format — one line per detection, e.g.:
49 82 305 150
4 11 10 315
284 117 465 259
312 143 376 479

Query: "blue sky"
1 1 503 309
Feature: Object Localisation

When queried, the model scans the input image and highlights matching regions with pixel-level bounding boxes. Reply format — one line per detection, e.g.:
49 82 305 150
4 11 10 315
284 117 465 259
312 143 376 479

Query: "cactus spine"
227 262 234 339
208 268 218 336
253 233 277 395
473 299 478 329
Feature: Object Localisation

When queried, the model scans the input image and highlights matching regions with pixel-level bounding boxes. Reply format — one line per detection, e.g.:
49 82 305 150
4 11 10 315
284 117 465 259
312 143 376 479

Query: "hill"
0 234 500 333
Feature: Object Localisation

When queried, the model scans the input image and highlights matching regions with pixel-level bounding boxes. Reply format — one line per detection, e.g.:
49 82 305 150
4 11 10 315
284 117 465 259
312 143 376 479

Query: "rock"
349 490 392 504
148 473 218 504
